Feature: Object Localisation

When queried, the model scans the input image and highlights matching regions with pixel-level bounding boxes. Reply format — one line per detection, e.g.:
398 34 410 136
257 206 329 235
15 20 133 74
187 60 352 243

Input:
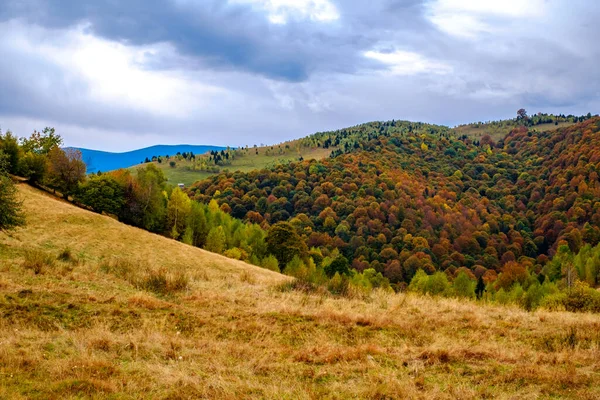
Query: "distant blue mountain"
72 144 227 173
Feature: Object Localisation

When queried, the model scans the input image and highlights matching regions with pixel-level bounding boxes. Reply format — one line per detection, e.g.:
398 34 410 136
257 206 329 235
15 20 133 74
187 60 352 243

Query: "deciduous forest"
3 114 600 311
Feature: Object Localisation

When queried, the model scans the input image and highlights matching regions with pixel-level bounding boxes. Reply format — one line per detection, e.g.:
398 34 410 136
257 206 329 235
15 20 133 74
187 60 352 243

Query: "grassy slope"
1 185 600 399
132 142 334 186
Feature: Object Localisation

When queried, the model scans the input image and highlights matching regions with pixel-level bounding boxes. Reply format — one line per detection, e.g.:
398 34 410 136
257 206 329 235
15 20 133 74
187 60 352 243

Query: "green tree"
453 272 475 298
325 255 350 278
136 164 167 232
266 221 308 269
205 226 227 254
0 132 21 174
186 202 209 247
261 255 280 272
20 127 63 155
167 187 191 239
0 153 24 231
76 174 125 216
18 152 47 184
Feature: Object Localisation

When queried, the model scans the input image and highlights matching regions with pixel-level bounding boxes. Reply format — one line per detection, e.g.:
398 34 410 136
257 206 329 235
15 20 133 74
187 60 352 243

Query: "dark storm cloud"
0 0 423 81
0 0 599 151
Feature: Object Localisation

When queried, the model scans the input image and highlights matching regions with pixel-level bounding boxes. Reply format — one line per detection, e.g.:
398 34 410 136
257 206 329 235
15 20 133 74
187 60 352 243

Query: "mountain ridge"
71 144 227 173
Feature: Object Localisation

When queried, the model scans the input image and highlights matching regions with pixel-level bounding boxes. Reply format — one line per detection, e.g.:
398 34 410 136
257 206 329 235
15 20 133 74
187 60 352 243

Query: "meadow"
145 141 333 186
1 184 600 399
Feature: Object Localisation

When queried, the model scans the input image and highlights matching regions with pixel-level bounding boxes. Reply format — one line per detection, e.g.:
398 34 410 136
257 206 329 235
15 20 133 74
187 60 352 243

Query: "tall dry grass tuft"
100 257 188 295
22 248 54 274
57 247 78 264
141 268 189 295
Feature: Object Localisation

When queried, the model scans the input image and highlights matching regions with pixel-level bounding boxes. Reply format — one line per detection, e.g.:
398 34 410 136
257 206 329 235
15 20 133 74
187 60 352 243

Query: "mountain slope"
74 144 226 173
187 118 600 286
1 184 600 398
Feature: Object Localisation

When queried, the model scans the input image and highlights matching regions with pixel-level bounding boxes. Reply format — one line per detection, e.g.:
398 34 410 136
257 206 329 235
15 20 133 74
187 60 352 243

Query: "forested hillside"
4 117 600 311
188 117 600 290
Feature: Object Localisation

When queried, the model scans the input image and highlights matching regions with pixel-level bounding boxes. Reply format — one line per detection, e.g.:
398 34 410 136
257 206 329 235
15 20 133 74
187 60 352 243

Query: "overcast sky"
1 0 599 151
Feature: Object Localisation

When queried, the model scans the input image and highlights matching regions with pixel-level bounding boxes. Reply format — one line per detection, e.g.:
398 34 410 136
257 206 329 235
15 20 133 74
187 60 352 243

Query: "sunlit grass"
1 184 599 399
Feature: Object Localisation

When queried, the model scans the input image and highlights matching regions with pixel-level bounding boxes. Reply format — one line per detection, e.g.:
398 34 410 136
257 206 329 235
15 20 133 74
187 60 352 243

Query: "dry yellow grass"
1 184 600 399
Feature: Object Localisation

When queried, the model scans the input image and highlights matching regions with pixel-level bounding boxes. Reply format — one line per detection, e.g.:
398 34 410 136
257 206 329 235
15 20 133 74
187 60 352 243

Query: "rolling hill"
138 139 335 186
73 144 226 174
188 117 600 288
131 113 590 187
1 184 600 398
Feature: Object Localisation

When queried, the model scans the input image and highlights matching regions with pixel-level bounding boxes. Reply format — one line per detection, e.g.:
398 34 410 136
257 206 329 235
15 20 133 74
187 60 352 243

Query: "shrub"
453 272 476 298
495 288 510 305
261 255 280 272
540 292 567 311
409 270 450 296
284 255 307 279
509 284 525 304
408 269 429 294
523 282 543 311
223 247 243 260
327 272 349 296
324 255 350 278
562 282 600 312
428 272 451 295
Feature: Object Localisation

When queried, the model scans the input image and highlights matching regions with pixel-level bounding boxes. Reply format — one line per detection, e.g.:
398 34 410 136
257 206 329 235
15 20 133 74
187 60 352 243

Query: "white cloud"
230 0 339 24
426 0 547 38
364 50 452 76
0 22 223 118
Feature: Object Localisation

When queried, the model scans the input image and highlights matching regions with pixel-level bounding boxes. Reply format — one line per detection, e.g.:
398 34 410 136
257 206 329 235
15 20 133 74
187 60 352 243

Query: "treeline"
456 111 595 131
408 240 600 312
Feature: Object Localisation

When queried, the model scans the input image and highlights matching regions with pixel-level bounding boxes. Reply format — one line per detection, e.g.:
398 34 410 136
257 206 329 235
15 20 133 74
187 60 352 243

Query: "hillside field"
140 141 334 186
1 185 600 399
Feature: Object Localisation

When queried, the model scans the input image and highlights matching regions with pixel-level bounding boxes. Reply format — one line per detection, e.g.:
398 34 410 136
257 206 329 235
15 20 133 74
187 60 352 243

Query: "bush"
223 247 243 260
540 292 567 311
100 258 188 295
453 272 475 298
523 281 560 311
327 272 349 296
0 173 24 232
284 255 306 278
409 270 450 296
261 255 280 272
22 249 54 274
324 255 350 278
561 282 600 312
495 288 510 305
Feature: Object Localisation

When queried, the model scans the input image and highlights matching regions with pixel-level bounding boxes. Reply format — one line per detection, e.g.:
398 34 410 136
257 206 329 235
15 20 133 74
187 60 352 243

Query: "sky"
0 0 599 151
